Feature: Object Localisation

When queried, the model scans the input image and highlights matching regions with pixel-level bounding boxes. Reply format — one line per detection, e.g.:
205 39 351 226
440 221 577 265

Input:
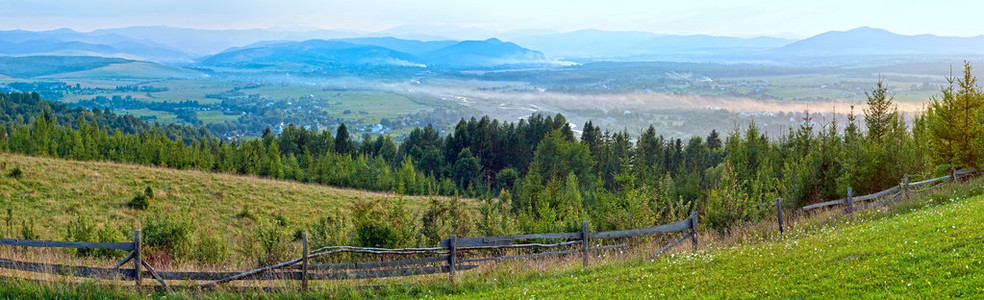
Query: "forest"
1 63 982 257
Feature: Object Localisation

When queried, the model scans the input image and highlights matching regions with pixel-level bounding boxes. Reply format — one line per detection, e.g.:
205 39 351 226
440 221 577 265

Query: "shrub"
95 226 126 257
6 167 22 179
144 187 154 199
143 214 194 261
352 199 418 248
308 209 351 248
66 214 97 256
127 194 150 209
255 216 292 265
195 232 229 265
420 197 476 245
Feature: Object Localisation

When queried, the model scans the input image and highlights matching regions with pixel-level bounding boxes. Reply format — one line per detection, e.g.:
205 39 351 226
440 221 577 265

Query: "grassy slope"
0 158 980 298
447 193 984 298
0 153 446 241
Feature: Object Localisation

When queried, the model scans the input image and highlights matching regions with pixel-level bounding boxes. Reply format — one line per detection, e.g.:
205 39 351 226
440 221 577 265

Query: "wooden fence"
4 169 974 292
0 212 699 291
801 168 975 212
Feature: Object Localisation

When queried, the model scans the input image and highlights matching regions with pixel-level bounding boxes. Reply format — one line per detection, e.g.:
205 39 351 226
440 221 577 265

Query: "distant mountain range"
201 38 549 68
0 26 983 77
507 29 794 59
776 27 984 56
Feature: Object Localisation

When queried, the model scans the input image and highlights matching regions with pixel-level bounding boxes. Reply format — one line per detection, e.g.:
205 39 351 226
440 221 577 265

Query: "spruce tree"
863 78 899 141
926 61 984 167
334 123 350 155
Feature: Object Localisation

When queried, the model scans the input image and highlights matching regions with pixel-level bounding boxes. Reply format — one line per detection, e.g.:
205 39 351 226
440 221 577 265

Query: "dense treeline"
3 63 982 239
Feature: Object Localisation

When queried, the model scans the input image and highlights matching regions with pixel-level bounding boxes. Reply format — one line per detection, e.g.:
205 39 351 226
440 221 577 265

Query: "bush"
143 214 194 261
255 216 292 265
127 194 149 209
308 209 351 248
95 226 126 257
6 167 22 179
66 214 97 256
352 199 418 248
195 232 229 265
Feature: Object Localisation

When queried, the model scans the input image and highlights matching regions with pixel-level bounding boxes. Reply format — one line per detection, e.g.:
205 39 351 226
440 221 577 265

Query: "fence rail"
801 169 976 212
0 210 700 292
4 169 973 292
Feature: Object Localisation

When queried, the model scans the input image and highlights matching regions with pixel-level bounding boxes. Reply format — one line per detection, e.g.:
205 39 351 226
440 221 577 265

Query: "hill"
0 153 448 247
422 38 547 67
0 56 205 79
200 39 425 69
0 28 191 62
0 56 131 78
39 61 209 79
508 29 793 59
778 26 984 56
199 38 550 69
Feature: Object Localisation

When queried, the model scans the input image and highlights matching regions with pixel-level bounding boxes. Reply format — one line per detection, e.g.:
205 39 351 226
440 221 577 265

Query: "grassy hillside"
0 153 450 243
444 187 984 298
1 154 982 298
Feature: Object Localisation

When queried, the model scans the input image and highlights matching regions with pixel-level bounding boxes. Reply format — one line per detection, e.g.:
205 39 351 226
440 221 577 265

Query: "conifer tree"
926 62 984 167
864 78 899 141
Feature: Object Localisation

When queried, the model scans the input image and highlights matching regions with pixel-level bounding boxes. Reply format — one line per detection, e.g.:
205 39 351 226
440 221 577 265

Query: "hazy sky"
2 0 982 38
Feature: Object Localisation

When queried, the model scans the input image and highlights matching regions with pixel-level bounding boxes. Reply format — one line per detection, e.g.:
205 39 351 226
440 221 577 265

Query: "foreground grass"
444 192 984 298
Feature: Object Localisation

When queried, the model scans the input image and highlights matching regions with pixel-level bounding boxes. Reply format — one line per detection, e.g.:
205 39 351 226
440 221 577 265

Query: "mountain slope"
510 29 793 58
779 27 984 56
200 38 550 69
0 56 131 78
199 39 425 68
422 38 547 67
0 28 191 62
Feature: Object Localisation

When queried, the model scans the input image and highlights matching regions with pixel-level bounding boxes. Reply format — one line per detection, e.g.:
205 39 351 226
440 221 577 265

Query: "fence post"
581 221 589 268
301 232 309 291
133 229 142 290
448 234 456 283
846 187 853 214
903 174 909 200
690 211 698 251
951 167 957 183
775 197 784 235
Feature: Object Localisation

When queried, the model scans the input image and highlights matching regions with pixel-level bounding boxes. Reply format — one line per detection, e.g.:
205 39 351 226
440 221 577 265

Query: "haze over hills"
200 38 549 69
1 26 984 78
507 29 795 59
777 26 984 56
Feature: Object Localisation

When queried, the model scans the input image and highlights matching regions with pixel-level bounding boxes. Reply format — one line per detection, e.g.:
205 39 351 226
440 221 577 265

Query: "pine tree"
926 62 984 167
453 148 481 189
864 78 899 141
334 123 350 155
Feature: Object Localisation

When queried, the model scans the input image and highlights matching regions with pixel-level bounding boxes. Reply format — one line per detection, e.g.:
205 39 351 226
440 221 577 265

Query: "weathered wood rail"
195 211 700 289
0 229 172 292
10 169 969 292
801 169 976 212
0 210 700 292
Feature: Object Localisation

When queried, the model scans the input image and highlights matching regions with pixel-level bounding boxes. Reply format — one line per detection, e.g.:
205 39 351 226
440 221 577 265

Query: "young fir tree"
863 78 899 141
925 61 984 168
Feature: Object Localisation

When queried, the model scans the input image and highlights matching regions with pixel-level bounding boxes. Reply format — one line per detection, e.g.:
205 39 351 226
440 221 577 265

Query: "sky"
1 0 982 38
